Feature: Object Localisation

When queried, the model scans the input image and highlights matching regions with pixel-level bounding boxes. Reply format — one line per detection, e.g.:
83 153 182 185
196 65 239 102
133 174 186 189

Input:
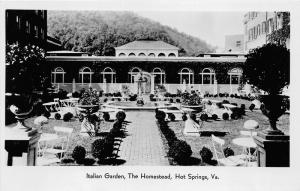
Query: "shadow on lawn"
177 157 202 166
199 131 228 137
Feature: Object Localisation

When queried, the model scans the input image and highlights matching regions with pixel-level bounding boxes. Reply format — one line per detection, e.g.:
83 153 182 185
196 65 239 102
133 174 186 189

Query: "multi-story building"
243 11 290 52
224 34 244 53
5 10 47 49
46 40 246 95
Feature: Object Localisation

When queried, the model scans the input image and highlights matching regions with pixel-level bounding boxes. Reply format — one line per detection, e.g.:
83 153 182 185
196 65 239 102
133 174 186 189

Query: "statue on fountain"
136 72 146 106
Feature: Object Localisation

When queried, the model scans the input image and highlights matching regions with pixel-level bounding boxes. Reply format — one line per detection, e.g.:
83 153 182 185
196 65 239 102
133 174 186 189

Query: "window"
79 67 93 84
152 67 165 85
178 68 194 84
16 16 21 30
262 22 266 34
101 67 115 83
128 53 135 57
34 26 38 37
236 41 241 47
118 53 126 57
25 21 30 33
138 53 146 57
228 68 242 85
168 53 176 57
128 67 141 83
51 67 65 84
257 24 261 35
158 53 166 57
200 68 215 84
40 28 44 39
148 53 155 57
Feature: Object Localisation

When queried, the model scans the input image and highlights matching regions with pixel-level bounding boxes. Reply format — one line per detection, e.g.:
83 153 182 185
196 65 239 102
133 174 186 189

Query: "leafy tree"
243 43 289 95
268 12 290 46
6 43 47 95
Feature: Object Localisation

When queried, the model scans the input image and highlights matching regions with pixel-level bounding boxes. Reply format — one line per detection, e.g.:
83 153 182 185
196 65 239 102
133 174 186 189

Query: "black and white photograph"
0 0 299 191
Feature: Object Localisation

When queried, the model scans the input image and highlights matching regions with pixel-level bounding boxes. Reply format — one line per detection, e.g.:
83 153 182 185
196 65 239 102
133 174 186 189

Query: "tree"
267 12 290 46
6 43 47 95
243 43 289 134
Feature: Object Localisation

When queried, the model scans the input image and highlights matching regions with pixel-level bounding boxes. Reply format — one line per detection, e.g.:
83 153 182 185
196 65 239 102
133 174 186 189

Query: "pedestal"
5 127 41 166
254 132 289 167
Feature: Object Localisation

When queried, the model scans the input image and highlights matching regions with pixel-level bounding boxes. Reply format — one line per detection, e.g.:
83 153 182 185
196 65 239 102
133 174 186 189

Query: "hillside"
47 11 216 56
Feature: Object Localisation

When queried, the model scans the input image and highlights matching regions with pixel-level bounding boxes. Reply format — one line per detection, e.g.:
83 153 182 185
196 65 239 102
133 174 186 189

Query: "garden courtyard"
7 95 289 166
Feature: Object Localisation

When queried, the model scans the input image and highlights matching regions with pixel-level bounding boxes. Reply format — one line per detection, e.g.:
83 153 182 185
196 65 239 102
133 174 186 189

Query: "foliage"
200 113 208 121
63 112 73 121
129 94 137 101
83 158 96 166
199 146 213 163
6 43 47 94
103 112 110 121
267 12 290 46
54 113 61 120
155 110 166 122
79 87 99 105
116 111 126 122
72 146 86 164
249 104 255 111
168 140 192 164
91 138 106 160
47 11 215 56
182 92 202 106
243 43 290 95
223 147 234 157
222 113 229 120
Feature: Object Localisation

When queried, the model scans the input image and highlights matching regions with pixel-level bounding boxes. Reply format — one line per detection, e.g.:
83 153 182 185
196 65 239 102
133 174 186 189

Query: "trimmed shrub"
61 158 74 164
103 112 110 121
116 111 126 122
212 114 218 120
223 147 234 158
230 113 238 120
222 113 229 120
200 113 208 121
168 113 176 121
155 110 166 122
54 113 61 120
83 158 96 166
72 146 86 164
222 100 230 104
78 113 84 122
249 103 255 111
168 140 192 164
72 91 80 98
91 138 106 160
182 113 188 121
200 146 213 163
63 112 73 122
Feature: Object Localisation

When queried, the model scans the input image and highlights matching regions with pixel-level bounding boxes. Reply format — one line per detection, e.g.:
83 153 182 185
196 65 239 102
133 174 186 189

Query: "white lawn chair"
43 126 73 160
211 135 246 166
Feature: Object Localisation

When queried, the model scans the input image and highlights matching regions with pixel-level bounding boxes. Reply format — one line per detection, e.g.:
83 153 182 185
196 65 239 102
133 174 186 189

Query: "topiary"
223 147 235 158
54 113 61 120
168 140 192 164
230 113 238 120
155 110 166 122
103 112 110 121
249 103 255 111
91 138 106 160
222 100 230 104
212 114 218 120
83 158 96 166
116 111 126 122
72 146 86 164
63 112 73 122
182 113 188 121
222 113 229 120
168 113 176 121
200 113 208 121
200 146 213 163
78 113 84 122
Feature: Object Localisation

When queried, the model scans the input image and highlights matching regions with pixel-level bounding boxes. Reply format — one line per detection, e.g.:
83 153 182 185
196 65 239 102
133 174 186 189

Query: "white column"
230 74 232 94
151 75 155 94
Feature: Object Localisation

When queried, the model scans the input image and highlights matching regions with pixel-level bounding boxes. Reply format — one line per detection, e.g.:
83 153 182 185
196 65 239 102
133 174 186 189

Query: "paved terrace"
118 111 169 165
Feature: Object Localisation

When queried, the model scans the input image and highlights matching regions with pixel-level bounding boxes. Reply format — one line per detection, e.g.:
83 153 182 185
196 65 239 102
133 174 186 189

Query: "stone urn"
260 95 288 135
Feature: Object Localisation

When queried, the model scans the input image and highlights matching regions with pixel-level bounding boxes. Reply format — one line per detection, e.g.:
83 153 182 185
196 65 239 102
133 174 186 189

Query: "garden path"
118 111 169 165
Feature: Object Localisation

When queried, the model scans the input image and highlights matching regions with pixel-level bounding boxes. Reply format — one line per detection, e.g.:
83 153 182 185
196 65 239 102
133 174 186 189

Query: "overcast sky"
136 11 245 49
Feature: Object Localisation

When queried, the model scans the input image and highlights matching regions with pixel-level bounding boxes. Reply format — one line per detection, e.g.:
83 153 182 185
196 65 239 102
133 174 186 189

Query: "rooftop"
114 40 180 50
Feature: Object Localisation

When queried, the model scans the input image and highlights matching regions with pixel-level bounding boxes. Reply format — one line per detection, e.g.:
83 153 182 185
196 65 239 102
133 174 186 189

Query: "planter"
260 95 287 135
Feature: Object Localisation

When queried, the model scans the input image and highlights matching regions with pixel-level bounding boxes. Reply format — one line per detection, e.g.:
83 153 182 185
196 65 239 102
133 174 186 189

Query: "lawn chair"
43 126 73 160
211 135 246 166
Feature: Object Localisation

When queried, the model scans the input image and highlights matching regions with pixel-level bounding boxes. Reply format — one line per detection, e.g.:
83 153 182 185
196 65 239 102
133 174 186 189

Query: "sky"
136 11 245 50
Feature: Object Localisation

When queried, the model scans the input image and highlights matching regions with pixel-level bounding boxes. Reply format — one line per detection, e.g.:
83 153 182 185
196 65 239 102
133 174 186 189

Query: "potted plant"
243 43 289 135
181 91 203 112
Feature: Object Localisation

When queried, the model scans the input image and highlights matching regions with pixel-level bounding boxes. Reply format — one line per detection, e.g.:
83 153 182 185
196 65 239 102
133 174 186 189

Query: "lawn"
166 97 290 165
